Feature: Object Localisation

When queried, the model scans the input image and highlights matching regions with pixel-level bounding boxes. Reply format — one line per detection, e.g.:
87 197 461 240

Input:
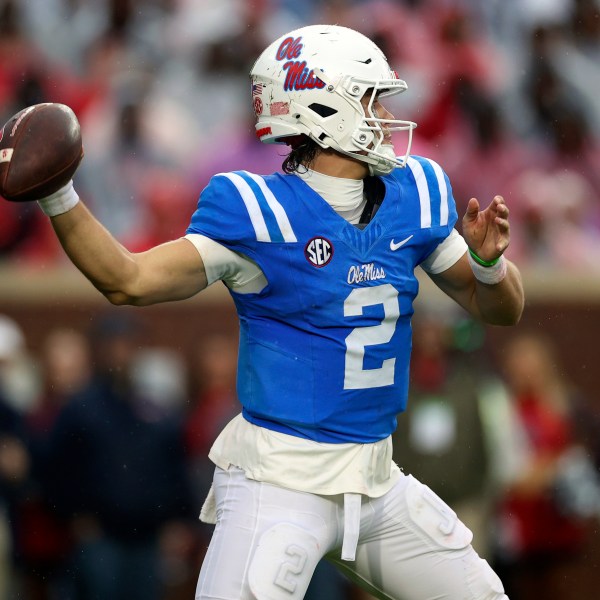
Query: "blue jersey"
186 156 458 443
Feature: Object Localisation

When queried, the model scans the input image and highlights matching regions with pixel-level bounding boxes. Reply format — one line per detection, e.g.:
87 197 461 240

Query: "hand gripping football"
0 103 83 202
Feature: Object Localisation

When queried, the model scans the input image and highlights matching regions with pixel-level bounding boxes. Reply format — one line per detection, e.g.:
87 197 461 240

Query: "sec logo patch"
305 237 333 268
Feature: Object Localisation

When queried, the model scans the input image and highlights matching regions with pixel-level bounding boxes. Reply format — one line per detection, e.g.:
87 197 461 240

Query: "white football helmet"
250 24 416 175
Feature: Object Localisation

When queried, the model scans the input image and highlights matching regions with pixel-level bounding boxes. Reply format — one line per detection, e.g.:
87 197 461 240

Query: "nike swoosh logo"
390 235 413 251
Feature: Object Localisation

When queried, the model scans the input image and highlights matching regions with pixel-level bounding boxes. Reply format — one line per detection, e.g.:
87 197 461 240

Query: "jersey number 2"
343 284 400 389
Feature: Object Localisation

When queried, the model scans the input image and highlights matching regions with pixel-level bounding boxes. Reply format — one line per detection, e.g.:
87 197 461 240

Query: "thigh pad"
405 476 473 550
249 523 322 600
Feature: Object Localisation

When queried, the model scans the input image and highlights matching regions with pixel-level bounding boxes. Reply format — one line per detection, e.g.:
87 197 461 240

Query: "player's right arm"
50 200 208 306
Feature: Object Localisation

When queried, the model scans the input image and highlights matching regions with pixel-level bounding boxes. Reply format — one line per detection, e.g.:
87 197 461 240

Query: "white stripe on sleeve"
218 172 271 242
429 159 449 226
243 172 297 243
406 157 431 228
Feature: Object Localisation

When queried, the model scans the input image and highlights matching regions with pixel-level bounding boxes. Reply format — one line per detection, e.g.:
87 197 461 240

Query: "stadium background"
1 0 600 599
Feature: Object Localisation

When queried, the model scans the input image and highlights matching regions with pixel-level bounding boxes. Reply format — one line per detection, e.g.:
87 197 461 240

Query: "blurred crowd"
0 0 600 270
2 1 600 599
2 308 600 600
0 312 240 600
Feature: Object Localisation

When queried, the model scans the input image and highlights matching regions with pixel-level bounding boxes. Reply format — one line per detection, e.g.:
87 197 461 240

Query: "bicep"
116 237 208 306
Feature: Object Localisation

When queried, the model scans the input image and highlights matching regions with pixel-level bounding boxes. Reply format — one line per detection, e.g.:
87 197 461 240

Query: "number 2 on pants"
343 284 400 390
274 544 308 593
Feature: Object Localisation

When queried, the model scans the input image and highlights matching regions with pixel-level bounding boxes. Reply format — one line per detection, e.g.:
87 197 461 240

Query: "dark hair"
281 136 321 174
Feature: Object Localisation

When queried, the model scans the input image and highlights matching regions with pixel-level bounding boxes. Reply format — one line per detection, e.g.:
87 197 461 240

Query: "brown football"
0 103 83 202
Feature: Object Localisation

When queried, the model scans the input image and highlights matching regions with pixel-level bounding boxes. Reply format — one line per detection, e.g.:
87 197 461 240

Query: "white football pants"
195 466 508 600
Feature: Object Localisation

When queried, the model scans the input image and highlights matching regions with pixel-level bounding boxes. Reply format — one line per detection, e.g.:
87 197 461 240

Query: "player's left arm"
429 195 524 326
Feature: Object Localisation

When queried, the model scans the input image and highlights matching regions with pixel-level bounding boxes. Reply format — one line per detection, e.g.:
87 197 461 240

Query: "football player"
35 24 523 600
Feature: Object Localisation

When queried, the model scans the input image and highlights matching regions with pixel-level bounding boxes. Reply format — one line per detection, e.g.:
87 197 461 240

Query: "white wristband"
37 180 80 217
468 252 507 285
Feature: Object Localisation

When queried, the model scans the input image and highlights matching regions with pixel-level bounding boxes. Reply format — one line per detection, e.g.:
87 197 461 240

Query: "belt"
341 492 362 561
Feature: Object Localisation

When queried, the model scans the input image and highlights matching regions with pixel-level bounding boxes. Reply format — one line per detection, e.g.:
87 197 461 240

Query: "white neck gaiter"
295 169 366 224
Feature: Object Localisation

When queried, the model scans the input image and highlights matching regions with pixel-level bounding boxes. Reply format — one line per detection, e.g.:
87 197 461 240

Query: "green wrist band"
468 248 500 267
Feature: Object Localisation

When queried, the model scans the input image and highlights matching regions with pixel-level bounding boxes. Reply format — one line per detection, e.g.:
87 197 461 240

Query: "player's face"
360 92 395 149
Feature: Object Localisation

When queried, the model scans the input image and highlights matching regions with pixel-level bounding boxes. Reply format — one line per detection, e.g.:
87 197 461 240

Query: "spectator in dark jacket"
45 312 195 600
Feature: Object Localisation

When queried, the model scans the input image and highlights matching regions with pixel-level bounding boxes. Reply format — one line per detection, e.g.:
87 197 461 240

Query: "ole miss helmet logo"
275 36 326 92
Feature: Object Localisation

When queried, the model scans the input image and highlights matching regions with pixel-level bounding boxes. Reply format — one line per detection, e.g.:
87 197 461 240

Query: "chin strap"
368 144 401 176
